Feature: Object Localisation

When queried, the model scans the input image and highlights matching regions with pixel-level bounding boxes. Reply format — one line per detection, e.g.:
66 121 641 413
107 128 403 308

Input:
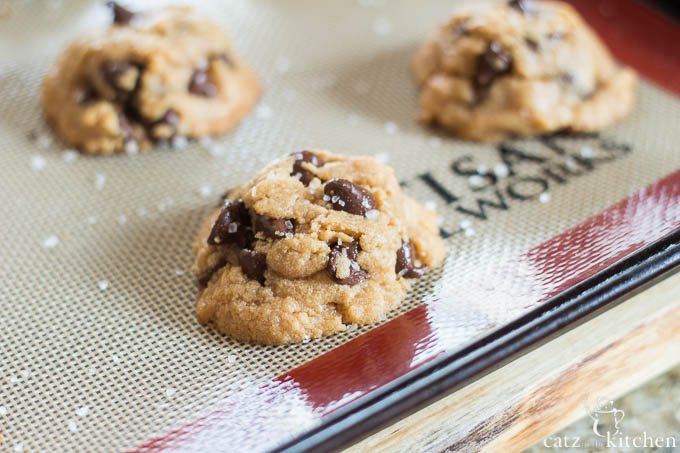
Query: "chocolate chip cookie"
42 3 260 154
412 0 637 142
192 150 446 344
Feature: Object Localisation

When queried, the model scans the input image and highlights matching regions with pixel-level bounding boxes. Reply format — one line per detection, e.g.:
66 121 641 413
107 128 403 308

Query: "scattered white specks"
428 136 442 148
0 406 6 416
459 219 472 229
493 163 510 178
476 164 488 175
86 216 97 224
67 419 79 432
227 354 237 363
322 194 330 202
88 366 96 376
36 134 53 149
62 149 79 163
227 222 238 233
75 406 89 417
13 442 23 453
174 269 185 276
274 56 292 74
95 173 107 191
353 80 370 95
566 157 579 170
539 192 551 204
346 114 360 126
208 143 227 157
198 184 212 198
30 154 47 170
171 135 188 150
464 228 476 237
42 235 59 249
373 152 389 164
165 387 176 397
365 209 380 219
580 146 594 159
384 121 399 135
117 214 127 225
373 17 392 35
256 104 273 119
424 200 437 211
124 140 139 156
468 174 485 188
98 280 110 291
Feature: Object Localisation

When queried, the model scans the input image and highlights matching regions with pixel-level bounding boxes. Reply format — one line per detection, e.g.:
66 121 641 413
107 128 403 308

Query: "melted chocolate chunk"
189 69 218 97
101 61 140 102
395 241 427 278
238 249 266 284
291 151 325 186
106 1 137 25
327 241 367 286
474 41 513 104
254 214 294 240
197 257 227 289
525 37 539 52
150 109 179 140
207 198 253 249
324 179 376 216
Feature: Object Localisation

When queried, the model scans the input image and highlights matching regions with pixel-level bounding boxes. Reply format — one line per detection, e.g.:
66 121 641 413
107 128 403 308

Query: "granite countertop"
526 365 680 452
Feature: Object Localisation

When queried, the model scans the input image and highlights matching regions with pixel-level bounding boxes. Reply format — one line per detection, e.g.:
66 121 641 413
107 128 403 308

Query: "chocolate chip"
197 257 227 289
327 241 367 285
238 249 266 284
207 198 253 249
395 241 427 278
254 214 294 240
324 179 376 216
508 0 531 14
106 1 137 25
291 151 325 186
188 69 218 97
474 41 513 104
101 61 140 101
150 109 179 140
525 37 538 52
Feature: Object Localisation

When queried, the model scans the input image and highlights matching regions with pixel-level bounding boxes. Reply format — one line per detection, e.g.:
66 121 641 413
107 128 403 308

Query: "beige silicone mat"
1 1 680 452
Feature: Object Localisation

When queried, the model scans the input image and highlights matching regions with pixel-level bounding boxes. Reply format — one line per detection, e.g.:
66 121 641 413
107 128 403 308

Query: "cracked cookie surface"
42 3 260 154
412 0 637 142
192 150 446 344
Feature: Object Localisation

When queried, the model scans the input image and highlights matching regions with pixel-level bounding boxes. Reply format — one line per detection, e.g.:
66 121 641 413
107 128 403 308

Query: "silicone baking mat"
1 0 680 452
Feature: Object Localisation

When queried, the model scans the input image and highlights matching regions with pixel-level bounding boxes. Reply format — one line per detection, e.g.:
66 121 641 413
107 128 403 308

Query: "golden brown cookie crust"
412 0 637 142
42 5 260 155
192 150 446 344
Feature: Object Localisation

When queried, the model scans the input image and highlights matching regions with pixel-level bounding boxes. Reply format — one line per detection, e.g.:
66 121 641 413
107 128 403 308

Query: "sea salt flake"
539 192 551 204
337 199 346 207
580 146 594 158
165 387 176 397
373 17 392 35
227 222 238 233
75 406 89 417
322 195 331 202
468 175 485 187
465 228 476 237
30 155 47 170
98 280 109 290
42 235 59 249
384 121 398 135
494 163 510 178
227 355 237 363
459 219 472 229
68 419 78 432
365 209 379 219
94 173 107 191
62 149 79 163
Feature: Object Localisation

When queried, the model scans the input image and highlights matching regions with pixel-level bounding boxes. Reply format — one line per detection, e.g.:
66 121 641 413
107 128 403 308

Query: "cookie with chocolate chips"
192 150 446 344
412 0 637 142
41 3 260 154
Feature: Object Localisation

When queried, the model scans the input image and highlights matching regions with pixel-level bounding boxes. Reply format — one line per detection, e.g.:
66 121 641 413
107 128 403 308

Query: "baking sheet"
1 1 680 452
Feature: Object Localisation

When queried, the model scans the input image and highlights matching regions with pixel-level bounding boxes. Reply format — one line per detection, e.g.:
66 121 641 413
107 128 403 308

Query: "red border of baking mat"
132 0 680 450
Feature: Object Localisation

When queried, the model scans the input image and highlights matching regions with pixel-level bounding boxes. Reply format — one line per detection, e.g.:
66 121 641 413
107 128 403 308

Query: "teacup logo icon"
585 399 625 437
